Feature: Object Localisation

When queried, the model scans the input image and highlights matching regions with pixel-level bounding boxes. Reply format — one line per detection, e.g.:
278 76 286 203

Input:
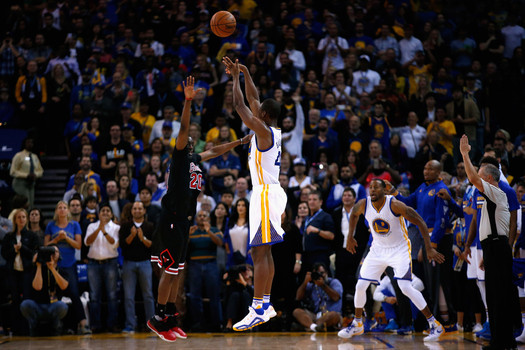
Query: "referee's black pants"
481 236 518 349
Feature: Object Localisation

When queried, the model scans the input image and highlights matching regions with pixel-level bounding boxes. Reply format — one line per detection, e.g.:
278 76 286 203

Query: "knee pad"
398 279 427 310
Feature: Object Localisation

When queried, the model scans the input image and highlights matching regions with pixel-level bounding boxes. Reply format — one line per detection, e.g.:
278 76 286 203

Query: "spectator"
223 198 251 268
293 262 342 332
44 200 90 334
138 187 161 227
501 14 525 59
210 201 230 272
118 175 136 202
140 138 169 178
115 160 139 195
393 111 427 160
367 101 391 155
9 137 44 207
66 156 103 196
208 142 241 199
447 86 480 162
317 23 349 75
404 50 433 97
119 201 155 334
233 176 251 204
189 123 206 154
223 264 254 331
450 28 477 70
399 24 424 65
84 82 114 126
326 165 366 211
14 60 46 129
289 157 312 190
302 191 335 272
375 24 400 59
119 102 142 141
187 210 223 331
131 99 156 145
104 180 129 222
205 114 238 144
84 204 120 333
427 106 457 156
282 95 305 159
20 245 68 336
70 68 94 112
306 117 340 163
99 124 134 180
63 173 84 203
149 106 181 144
358 140 401 191
352 55 381 97
1 209 39 335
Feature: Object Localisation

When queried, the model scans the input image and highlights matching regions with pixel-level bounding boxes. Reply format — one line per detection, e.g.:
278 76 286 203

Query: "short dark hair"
309 190 322 200
84 195 97 204
343 187 356 197
371 178 386 188
479 156 499 168
69 196 82 206
221 189 234 197
312 262 327 273
260 99 281 121
139 186 152 195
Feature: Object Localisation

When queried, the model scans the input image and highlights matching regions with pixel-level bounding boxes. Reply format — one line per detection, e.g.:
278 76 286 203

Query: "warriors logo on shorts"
372 219 390 235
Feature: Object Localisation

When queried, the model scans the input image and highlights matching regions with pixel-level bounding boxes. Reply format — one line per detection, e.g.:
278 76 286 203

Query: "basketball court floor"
1 331 523 350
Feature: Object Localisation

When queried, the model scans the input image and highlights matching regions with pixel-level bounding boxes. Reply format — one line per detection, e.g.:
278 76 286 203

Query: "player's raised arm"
223 56 261 116
390 198 445 264
229 59 272 146
199 134 253 162
345 198 366 254
176 76 202 151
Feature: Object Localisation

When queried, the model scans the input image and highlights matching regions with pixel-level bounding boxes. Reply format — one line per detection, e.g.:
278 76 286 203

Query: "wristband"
185 98 192 101
295 260 302 264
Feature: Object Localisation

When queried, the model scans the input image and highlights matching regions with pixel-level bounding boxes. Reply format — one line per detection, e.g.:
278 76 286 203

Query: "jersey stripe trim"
399 216 413 279
264 184 270 243
255 127 275 152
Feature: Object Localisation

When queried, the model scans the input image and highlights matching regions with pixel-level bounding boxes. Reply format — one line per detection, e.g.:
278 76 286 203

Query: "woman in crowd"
28 208 45 245
211 202 230 272
118 175 136 202
44 201 91 334
223 198 251 268
84 204 120 333
140 138 169 178
115 160 139 195
1 209 38 334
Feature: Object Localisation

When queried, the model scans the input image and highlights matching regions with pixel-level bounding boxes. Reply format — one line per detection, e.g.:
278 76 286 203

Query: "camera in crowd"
311 271 323 281
36 246 56 263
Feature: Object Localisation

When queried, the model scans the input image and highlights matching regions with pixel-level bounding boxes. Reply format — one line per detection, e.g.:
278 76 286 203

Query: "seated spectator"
187 210 223 331
233 176 251 203
63 173 84 203
149 105 181 144
115 160 139 195
189 123 206 154
326 165 366 211
66 156 103 196
352 55 381 97
131 99 156 145
305 117 340 163
119 201 155 334
84 204 120 333
2 209 39 334
118 175 136 202
289 158 312 190
208 144 241 200
426 106 457 156
85 82 114 127
20 245 69 336
140 138 169 178
206 114 238 144
293 262 343 332
159 122 176 153
223 264 254 331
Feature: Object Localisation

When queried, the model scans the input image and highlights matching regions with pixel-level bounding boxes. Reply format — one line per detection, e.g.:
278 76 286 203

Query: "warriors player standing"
338 179 446 341
223 57 287 331
147 77 253 342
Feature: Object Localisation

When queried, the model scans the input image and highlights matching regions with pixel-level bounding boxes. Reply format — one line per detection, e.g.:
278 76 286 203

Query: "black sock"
166 302 177 316
156 303 166 318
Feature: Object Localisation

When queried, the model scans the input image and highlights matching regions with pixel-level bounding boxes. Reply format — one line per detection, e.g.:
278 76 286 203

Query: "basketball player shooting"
223 57 287 331
148 76 253 342
338 179 446 341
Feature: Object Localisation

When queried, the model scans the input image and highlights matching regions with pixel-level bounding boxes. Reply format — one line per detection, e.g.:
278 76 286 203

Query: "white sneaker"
423 322 444 342
233 307 269 331
456 323 464 332
265 305 277 319
338 320 364 339
472 323 483 333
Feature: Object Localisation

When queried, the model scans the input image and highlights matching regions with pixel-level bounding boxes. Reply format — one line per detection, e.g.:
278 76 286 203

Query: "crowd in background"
0 0 525 337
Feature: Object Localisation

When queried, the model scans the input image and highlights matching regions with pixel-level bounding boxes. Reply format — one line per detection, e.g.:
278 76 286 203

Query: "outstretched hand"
222 56 240 77
183 76 202 100
460 134 471 157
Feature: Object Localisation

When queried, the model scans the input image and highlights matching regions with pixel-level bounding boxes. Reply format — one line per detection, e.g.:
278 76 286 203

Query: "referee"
460 135 518 350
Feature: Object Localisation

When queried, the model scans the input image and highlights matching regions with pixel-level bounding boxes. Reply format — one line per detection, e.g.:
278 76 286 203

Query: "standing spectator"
352 55 381 97
131 99 156 145
450 28 477 70
393 111 427 161
326 165 366 211
501 14 525 59
20 245 69 336
119 201 155 334
302 191 335 272
375 24 400 59
208 143 241 200
149 106 181 144
223 198 251 268
28 208 44 245
460 135 519 350
44 201 90 334
10 137 44 207
84 204 120 333
317 23 349 75
293 262 342 332
399 24 424 65
138 187 161 227
0 32 21 79
1 209 39 335
427 106 456 156
104 180 129 222
281 95 305 159
187 210 223 331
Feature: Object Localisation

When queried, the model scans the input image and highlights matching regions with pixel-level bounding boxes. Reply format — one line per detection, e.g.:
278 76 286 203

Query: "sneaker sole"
233 318 269 332
171 329 187 339
147 321 177 342
338 328 364 339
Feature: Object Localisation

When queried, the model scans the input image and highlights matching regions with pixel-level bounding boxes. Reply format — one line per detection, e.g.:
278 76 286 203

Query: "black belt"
89 258 117 264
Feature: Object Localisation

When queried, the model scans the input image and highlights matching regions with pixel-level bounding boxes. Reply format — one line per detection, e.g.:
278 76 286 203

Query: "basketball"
210 11 236 37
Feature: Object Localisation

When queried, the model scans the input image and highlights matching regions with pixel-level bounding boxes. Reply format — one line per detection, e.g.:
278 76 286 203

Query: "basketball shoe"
147 316 177 342
338 319 364 339
233 307 269 331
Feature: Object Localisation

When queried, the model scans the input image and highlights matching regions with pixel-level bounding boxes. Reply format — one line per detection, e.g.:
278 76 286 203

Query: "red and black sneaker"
166 313 187 339
147 316 177 342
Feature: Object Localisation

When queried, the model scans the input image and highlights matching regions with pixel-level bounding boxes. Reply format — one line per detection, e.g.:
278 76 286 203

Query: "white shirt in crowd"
399 36 423 65
281 102 305 158
149 119 181 144
393 125 427 158
85 220 120 260
501 24 525 58
317 36 349 75
289 175 312 189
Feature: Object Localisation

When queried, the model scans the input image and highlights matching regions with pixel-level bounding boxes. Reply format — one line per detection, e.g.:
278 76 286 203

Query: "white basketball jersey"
364 195 410 248
248 127 281 187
